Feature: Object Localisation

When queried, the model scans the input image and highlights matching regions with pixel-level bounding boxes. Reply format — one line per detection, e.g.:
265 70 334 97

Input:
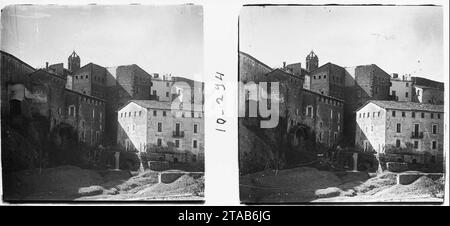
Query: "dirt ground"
240 167 444 203
3 165 204 201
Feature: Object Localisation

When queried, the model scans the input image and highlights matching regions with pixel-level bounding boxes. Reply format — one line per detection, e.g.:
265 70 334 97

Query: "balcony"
411 131 424 139
149 94 159 101
173 131 185 138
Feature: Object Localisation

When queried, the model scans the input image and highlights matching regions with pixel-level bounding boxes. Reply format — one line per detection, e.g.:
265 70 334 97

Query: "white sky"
0 4 203 80
240 5 444 82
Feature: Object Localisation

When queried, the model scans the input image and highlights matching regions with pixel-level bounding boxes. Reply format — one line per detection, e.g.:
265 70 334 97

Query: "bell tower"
68 51 80 72
306 50 319 72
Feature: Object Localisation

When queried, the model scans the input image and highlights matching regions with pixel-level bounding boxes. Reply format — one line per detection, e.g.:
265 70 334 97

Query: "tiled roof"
131 100 172 109
130 100 203 112
368 100 444 113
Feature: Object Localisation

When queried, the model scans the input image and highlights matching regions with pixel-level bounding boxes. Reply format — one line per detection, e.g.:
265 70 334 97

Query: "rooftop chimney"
392 73 398 78
46 62 49 69
283 62 286 69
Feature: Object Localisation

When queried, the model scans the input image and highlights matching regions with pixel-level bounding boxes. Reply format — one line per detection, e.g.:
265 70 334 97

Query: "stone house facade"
355 100 444 164
117 100 204 164
302 89 344 147
1 50 36 117
342 64 392 145
65 89 106 147
390 74 412 102
309 62 346 99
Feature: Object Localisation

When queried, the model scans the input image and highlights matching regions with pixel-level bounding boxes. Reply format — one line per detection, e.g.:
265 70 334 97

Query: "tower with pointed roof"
68 51 80 72
306 50 319 72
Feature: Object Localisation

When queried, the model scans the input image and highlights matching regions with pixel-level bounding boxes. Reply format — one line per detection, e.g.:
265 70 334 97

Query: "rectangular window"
166 92 169 97
194 124 198 134
139 111 142 116
396 123 401 133
193 140 198 149
175 140 180 148
421 112 425 118
163 111 166 116
405 92 409 98
396 139 400 148
157 122 162 132
432 124 438 134
152 90 156 96
412 112 415 118
432 141 437 150
69 106 76 117
307 106 313 117
438 114 441 119
392 111 396 117
378 111 381 117
157 138 162 147
402 112 405 117
431 113 434 119
153 110 157 116
120 112 123 118
414 141 419 149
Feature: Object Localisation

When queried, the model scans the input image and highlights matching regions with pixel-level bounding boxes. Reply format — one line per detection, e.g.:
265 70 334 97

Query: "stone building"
239 51 344 172
355 100 444 164
412 85 444 105
310 62 346 99
1 50 36 117
103 64 154 145
150 73 172 101
117 100 204 163
305 51 319 72
1 50 106 148
65 89 106 146
27 69 67 130
389 73 412 102
342 64 392 145
72 63 108 98
302 89 344 147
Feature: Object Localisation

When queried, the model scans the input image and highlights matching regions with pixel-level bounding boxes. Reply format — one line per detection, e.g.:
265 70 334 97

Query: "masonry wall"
145 107 204 163
412 86 444 105
239 52 272 83
27 70 67 130
72 63 107 99
343 64 391 146
1 51 36 116
310 64 345 99
103 65 153 145
384 109 444 159
390 79 412 102
355 103 387 153
302 90 344 147
65 90 106 147
152 79 172 101
117 102 148 152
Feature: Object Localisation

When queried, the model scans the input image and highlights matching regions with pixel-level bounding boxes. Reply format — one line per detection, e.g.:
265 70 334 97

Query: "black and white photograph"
1 4 205 201
238 5 445 203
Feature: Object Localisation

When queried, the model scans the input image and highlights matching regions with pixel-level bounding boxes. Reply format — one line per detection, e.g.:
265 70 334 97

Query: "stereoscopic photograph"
1 4 204 201
238 5 445 203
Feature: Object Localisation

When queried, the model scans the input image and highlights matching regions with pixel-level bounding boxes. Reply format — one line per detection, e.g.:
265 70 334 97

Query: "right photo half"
238 5 445 204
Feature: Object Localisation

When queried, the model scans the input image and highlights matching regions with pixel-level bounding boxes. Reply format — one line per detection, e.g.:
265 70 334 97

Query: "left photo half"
0 4 205 202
